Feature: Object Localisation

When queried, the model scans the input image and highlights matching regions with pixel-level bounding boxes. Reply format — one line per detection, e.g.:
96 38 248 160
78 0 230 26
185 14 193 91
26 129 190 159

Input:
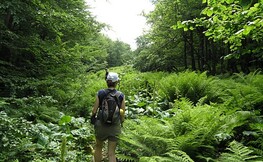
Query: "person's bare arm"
121 96 125 111
120 96 125 122
92 96 99 116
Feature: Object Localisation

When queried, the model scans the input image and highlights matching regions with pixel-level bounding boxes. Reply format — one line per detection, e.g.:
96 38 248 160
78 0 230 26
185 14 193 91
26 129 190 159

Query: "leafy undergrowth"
1 68 263 161
118 99 263 161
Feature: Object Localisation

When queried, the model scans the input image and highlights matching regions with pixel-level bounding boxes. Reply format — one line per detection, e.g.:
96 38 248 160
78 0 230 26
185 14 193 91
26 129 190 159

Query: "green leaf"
225 0 234 4
202 7 214 16
59 115 72 125
137 102 147 107
176 21 185 29
183 27 189 31
207 8 214 16
243 25 255 35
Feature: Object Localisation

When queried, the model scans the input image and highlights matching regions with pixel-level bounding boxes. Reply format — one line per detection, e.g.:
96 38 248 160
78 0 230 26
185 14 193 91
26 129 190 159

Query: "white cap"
106 72 119 82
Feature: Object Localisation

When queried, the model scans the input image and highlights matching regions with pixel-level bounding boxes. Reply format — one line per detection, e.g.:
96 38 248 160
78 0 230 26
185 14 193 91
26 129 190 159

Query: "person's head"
106 72 120 88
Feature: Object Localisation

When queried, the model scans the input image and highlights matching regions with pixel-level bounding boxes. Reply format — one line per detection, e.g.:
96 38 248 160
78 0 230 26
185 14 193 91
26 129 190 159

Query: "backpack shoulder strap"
113 91 121 107
103 89 110 95
115 91 121 97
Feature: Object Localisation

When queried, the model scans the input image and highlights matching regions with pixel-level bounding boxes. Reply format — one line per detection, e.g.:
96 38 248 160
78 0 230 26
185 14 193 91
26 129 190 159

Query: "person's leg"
108 140 117 162
94 138 103 162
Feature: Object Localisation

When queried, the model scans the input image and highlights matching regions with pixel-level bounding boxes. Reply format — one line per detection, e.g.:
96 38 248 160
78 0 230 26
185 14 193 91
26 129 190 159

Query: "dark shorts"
94 119 121 141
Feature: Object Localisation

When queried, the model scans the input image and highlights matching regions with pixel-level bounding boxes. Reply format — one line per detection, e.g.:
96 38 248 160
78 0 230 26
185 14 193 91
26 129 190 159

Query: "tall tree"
107 40 133 67
177 0 263 73
134 0 205 72
0 0 105 98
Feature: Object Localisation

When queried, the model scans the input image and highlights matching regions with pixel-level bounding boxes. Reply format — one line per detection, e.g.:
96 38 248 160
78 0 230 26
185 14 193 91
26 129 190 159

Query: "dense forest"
0 0 263 161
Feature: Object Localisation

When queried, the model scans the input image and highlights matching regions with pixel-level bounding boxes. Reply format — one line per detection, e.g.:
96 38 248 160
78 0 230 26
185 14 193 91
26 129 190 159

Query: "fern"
221 72 263 111
217 141 262 162
251 148 263 159
139 156 172 162
247 122 263 149
116 154 137 162
120 134 153 156
158 71 221 105
137 150 194 162
166 150 194 162
119 99 224 160
119 117 174 158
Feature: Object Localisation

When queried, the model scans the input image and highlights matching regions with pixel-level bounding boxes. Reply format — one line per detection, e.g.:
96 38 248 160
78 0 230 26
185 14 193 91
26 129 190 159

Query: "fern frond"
166 150 194 162
120 135 153 154
250 147 263 159
217 141 261 162
227 141 257 160
116 154 137 162
139 156 172 162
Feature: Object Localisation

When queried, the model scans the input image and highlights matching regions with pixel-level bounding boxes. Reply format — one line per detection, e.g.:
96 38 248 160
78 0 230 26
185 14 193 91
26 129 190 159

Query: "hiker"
91 71 125 162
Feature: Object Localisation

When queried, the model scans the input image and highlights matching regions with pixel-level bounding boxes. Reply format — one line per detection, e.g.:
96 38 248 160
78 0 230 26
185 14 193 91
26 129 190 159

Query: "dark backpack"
99 89 121 124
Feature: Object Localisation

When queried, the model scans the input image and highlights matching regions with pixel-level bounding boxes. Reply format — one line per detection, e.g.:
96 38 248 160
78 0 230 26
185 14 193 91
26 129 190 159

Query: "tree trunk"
211 42 217 75
199 31 205 71
184 33 188 69
189 30 196 70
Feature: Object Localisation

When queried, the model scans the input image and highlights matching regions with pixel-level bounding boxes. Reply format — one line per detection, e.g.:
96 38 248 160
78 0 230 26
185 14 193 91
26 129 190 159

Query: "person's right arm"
92 95 99 116
90 95 99 125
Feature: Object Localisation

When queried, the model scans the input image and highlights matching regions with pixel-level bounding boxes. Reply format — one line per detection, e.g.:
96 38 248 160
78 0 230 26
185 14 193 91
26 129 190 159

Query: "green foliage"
0 96 60 124
248 122 263 150
0 111 94 161
134 0 206 72
118 86 263 161
2 0 257 161
107 40 134 67
138 0 263 74
220 72 263 111
1 65 263 161
120 70 169 118
217 141 262 161
186 0 263 57
0 0 111 116
158 71 221 104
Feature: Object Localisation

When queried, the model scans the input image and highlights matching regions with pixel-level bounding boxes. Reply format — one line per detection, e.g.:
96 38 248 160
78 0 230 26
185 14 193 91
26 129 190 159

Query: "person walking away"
91 72 125 162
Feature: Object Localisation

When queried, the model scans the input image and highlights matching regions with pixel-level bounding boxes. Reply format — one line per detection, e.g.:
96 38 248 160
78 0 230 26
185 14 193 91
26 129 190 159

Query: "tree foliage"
0 0 103 98
0 0 133 115
134 0 263 74
107 40 133 67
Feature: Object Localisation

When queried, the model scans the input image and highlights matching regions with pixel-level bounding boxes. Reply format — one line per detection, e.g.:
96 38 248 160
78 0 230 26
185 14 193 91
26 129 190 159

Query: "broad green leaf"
202 7 214 16
177 21 184 29
59 115 72 125
206 8 214 16
225 0 234 4
137 102 147 107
